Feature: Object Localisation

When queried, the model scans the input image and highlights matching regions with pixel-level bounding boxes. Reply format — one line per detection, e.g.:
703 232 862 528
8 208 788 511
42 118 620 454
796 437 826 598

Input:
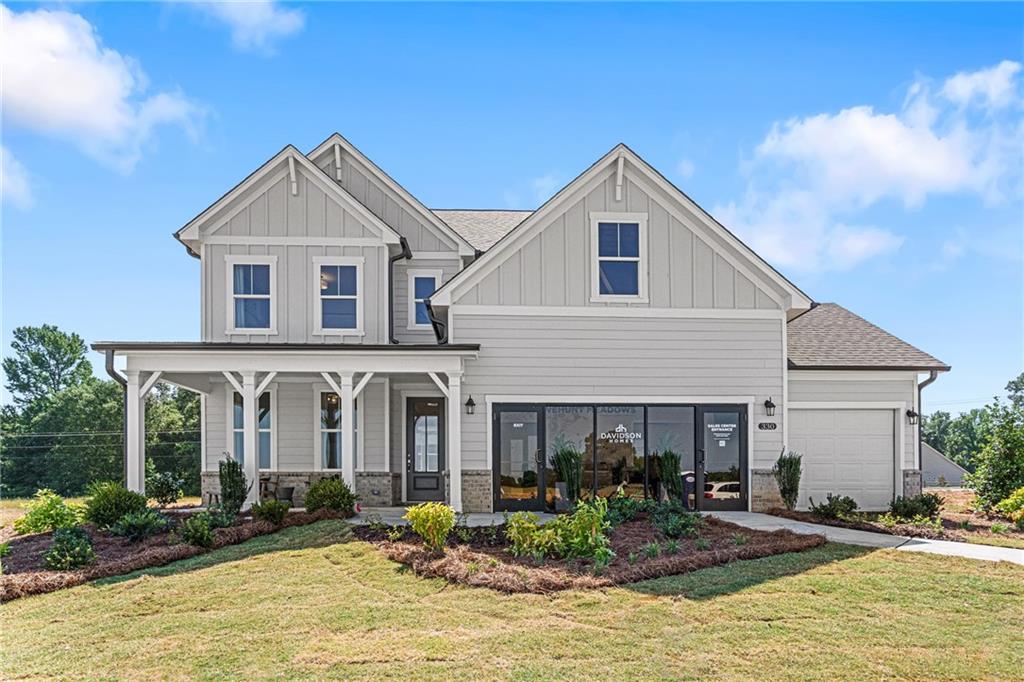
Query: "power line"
1 429 200 438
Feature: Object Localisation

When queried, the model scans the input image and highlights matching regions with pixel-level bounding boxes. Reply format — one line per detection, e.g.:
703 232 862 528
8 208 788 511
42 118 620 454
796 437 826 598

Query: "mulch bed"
0 508 347 602
353 516 825 594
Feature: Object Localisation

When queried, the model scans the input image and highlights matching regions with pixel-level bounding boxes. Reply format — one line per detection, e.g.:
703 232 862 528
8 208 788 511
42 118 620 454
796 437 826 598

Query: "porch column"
125 370 145 494
340 373 356 489
241 371 259 508
447 372 463 512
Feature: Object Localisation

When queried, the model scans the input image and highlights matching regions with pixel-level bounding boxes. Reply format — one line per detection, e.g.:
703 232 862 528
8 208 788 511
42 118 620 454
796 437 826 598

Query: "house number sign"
757 422 777 431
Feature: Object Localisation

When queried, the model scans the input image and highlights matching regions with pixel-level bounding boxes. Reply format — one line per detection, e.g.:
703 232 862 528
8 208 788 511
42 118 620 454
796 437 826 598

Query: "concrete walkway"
709 511 1024 565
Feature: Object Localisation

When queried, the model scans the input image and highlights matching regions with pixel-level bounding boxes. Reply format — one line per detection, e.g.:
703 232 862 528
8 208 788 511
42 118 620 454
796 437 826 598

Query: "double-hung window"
226 256 276 333
407 269 442 330
231 391 273 469
313 257 363 335
318 391 358 470
591 213 648 302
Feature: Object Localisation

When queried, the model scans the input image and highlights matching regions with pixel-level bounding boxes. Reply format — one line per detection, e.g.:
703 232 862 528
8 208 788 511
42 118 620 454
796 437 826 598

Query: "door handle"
534 449 542 466
697 449 706 470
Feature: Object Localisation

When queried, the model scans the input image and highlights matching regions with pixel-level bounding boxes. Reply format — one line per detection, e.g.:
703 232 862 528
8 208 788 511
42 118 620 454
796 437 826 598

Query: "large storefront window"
545 406 594 508
595 406 645 499
647 406 697 509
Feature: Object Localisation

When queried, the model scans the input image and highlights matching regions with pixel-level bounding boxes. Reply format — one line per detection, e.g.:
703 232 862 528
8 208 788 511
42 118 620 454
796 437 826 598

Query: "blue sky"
2 2 1022 414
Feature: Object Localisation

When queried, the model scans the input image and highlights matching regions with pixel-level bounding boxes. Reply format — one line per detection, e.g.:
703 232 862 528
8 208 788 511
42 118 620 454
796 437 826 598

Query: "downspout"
916 370 939 470
425 299 447 345
388 237 413 344
104 349 129 487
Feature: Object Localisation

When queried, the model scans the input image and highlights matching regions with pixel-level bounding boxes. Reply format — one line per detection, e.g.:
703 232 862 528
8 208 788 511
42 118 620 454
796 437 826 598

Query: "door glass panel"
498 411 539 503
703 411 742 501
648 406 696 508
545 406 594 508
413 401 440 473
595 406 645 499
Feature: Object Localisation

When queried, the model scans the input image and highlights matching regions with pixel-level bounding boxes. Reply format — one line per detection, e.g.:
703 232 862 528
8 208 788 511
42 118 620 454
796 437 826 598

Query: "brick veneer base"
750 469 783 512
902 469 923 499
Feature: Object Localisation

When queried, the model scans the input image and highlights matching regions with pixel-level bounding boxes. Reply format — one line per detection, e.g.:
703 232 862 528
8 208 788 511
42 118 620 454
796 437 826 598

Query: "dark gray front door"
406 397 445 501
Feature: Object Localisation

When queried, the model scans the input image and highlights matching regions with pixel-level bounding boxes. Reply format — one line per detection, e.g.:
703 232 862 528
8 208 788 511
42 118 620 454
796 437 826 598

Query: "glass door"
492 405 546 511
406 398 445 502
697 406 747 511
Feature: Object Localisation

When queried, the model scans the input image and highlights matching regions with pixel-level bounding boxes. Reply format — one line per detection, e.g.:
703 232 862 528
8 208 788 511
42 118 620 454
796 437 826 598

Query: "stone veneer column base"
355 471 402 507
201 471 355 508
902 469 923 499
750 469 783 512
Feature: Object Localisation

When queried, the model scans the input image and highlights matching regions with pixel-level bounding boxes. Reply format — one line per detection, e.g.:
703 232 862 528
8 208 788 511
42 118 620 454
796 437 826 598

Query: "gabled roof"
787 303 950 371
431 209 532 251
308 133 476 256
921 442 969 474
430 143 813 308
174 145 401 256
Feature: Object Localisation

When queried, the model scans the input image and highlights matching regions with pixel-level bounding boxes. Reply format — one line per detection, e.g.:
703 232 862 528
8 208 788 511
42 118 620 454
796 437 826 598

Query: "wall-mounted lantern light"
465 396 476 415
906 409 919 425
764 397 776 417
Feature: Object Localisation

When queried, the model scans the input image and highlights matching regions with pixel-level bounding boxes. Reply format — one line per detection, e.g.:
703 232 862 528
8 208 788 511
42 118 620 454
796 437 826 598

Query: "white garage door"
789 409 896 511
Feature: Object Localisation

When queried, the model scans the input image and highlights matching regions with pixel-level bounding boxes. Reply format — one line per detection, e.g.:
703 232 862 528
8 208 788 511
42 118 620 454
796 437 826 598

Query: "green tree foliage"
2 325 92 410
1005 372 1024 409
922 408 990 472
966 400 1024 509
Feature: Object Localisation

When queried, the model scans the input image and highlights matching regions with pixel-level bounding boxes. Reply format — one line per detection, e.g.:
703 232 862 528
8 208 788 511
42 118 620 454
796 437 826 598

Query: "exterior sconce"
465 396 476 415
906 409 919 425
764 397 776 417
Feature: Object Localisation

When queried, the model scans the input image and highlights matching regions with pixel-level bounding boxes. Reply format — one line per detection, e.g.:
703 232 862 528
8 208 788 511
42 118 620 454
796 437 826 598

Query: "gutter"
425 299 447 345
104 350 129 487
916 369 940 470
387 237 413 344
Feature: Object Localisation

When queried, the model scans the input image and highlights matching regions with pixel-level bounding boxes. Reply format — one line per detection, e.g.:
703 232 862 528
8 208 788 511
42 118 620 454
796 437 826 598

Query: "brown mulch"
0 508 347 602
358 517 826 594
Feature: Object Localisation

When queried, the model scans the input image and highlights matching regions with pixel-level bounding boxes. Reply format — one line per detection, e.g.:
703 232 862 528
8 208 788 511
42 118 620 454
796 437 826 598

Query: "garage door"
789 409 896 511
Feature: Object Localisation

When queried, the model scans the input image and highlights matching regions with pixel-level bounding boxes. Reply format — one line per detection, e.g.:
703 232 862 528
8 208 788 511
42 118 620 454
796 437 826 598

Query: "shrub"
650 500 702 538
506 512 543 557
558 496 612 560
147 471 184 506
0 542 9 575
658 449 685 502
664 539 680 555
966 400 1024 509
732 533 749 546
642 542 660 558
44 526 95 570
695 538 711 551
990 522 1009 534
218 458 251 517
110 509 169 542
251 499 290 525
180 515 213 547
13 489 83 534
84 481 148 529
204 507 236 529
889 493 942 521
994 487 1024 524
551 436 583 503
772 449 803 511
403 502 456 552
304 478 357 516
808 493 858 519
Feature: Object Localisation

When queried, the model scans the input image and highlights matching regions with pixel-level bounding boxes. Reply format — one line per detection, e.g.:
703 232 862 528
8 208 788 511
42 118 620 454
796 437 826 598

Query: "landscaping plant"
12 489 83 534
965 399 1024 509
43 526 95 570
551 436 583 503
772 448 803 510
658 449 685 502
203 508 236 529
147 471 184 506
403 502 456 552
84 481 148 529
888 493 943 520
109 509 169 542
808 493 858 519
303 477 357 516
218 458 251 517
180 515 214 548
994 486 1024 526
642 542 661 558
0 542 9 575
650 500 702 538
251 500 290 526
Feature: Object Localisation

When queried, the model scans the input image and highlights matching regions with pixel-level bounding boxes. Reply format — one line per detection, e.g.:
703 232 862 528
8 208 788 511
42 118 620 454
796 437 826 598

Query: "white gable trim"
308 133 475 257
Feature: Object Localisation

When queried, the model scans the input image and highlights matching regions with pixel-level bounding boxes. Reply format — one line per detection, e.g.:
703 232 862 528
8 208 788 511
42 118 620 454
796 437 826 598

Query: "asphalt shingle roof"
787 303 949 371
432 209 532 251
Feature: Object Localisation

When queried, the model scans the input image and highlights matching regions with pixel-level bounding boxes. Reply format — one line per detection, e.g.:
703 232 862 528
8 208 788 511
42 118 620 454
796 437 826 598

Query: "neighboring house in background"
921 442 969 487
93 134 950 513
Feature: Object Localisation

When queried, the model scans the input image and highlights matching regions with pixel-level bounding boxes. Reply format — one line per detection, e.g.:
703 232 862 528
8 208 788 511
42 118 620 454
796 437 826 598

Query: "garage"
788 408 897 511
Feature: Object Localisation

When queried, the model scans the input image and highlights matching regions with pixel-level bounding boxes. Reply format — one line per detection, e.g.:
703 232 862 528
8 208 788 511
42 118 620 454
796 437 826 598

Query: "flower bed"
0 508 345 602
353 515 825 594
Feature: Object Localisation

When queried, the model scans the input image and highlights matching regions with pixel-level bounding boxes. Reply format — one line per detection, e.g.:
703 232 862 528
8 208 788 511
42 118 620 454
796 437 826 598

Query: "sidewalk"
708 511 1024 565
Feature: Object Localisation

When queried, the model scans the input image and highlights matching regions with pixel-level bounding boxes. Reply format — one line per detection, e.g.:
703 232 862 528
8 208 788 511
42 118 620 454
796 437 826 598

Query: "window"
591 213 647 301
231 391 272 469
226 256 276 333
313 257 363 335
407 269 442 329
319 392 357 470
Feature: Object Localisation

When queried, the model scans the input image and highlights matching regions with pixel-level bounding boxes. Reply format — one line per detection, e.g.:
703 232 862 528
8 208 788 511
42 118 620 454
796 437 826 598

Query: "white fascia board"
788 370 920 382
308 133 475 256
122 350 476 374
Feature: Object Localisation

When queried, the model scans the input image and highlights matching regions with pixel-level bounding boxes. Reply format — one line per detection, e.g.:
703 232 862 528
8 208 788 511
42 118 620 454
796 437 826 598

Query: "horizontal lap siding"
361 382 387 471
456 314 784 470
393 258 463 344
276 382 313 471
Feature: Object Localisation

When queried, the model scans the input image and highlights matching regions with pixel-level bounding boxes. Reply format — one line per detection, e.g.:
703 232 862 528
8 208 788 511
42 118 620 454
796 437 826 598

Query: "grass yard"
2 521 1022 681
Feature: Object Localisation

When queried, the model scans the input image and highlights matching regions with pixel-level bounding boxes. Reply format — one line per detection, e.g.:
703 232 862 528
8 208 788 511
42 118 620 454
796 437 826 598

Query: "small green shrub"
695 538 711 551
44 526 95 570
994 487 1024 525
642 542 661 558
650 501 702 538
251 500 290 525
772 449 803 511
990 522 1009 534
147 471 184 506
203 507 236 529
386 525 404 542
606 492 649 526
13 489 83 534
732 533 749 546
304 478 356 516
664 539 681 555
0 542 10 575
452 522 474 544
84 481 148 529
506 499 613 563
627 552 639 565
180 515 213 547
889 493 942 520
809 493 858 519
403 502 456 552
218 458 251 517
505 512 542 557
110 509 169 542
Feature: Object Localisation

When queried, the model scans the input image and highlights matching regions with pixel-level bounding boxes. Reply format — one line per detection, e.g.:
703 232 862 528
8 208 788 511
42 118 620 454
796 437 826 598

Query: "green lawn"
2 521 1022 681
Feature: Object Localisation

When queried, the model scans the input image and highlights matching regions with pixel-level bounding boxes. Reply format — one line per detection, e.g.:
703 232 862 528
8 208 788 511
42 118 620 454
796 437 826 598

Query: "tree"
922 410 953 455
1006 372 1024 409
3 325 92 409
966 399 1024 508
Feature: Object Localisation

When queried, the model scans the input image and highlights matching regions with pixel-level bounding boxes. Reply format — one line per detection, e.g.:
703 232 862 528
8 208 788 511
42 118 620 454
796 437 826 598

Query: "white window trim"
225 255 278 335
589 212 649 303
312 256 365 336
224 384 277 471
312 385 365 472
407 268 443 330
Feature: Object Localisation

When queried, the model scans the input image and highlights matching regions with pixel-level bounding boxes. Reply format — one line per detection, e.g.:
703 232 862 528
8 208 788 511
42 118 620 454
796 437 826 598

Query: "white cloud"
190 1 304 53
530 173 562 203
1 146 33 209
0 4 202 173
677 158 695 180
716 60 1023 272
942 60 1022 109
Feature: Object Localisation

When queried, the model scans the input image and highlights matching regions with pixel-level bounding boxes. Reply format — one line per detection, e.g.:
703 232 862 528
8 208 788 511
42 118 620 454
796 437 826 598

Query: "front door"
406 398 445 502
697 406 747 511
492 405 546 511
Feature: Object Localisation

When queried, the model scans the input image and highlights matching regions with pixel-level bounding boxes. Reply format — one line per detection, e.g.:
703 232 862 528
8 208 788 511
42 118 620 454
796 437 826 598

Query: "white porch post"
447 372 463 512
125 370 145 494
241 371 259 508
340 373 356 489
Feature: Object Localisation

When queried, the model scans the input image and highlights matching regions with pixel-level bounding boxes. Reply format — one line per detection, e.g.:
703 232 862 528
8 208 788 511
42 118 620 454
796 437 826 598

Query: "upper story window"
313 256 364 336
590 212 648 302
407 268 442 330
226 255 277 334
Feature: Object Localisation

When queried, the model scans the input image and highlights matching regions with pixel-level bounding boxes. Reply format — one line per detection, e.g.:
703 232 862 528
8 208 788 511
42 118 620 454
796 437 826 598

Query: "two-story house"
94 134 949 513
